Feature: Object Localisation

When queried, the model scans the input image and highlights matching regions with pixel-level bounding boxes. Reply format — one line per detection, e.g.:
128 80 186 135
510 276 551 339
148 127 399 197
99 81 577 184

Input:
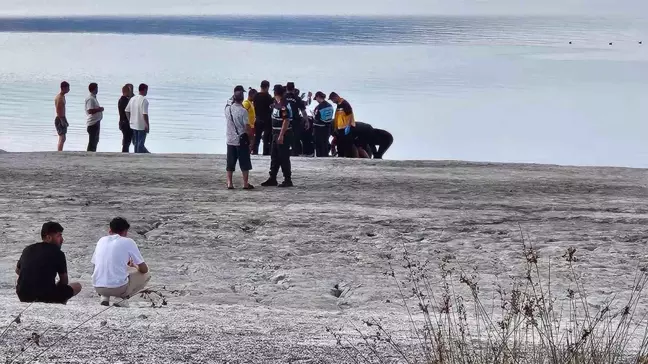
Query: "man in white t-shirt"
125 83 150 153
85 82 104 152
92 217 151 307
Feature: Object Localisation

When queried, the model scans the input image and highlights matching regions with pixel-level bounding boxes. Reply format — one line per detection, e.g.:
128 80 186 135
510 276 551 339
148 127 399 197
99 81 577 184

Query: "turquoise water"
0 16 647 166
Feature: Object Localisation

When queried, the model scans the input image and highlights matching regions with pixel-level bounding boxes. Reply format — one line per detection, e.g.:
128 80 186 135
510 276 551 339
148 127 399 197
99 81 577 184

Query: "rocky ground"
1 152 648 363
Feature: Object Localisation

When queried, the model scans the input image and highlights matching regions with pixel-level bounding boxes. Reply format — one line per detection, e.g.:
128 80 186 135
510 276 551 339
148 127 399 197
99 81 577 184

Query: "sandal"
227 185 234 190
243 184 255 190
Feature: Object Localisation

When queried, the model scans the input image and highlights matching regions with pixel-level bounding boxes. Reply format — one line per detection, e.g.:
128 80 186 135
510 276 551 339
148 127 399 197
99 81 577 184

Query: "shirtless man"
54 82 70 151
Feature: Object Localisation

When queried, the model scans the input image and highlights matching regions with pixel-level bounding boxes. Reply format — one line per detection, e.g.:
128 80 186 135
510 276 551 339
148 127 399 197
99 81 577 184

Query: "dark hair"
60 81 70 89
314 91 326 99
139 83 148 93
273 84 285 97
88 82 98 93
248 88 258 96
41 222 64 240
260 80 270 89
109 217 130 234
286 82 295 91
233 85 245 93
233 91 245 103
328 92 339 100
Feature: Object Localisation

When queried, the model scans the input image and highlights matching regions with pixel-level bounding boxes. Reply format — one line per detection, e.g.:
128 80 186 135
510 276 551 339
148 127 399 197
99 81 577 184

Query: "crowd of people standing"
224 80 394 189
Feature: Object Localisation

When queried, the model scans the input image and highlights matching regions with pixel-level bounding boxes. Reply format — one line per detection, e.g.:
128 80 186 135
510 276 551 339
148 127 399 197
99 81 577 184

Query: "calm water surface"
0 16 647 166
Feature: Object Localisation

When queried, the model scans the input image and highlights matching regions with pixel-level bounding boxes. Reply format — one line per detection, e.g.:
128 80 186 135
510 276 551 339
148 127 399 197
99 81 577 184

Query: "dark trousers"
291 120 303 156
336 130 354 158
314 125 331 157
87 121 100 152
301 120 314 156
253 119 272 155
269 131 292 180
120 126 133 153
132 130 150 154
373 131 394 159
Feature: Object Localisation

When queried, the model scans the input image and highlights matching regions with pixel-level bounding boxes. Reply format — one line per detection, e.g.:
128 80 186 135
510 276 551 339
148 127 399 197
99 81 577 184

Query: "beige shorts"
95 268 151 299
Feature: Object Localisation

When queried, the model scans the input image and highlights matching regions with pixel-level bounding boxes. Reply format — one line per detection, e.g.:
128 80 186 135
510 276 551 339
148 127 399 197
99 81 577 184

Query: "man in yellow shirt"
329 92 356 158
242 89 257 146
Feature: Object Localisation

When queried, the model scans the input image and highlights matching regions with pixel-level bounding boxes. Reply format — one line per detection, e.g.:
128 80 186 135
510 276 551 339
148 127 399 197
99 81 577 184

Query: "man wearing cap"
329 92 356 158
285 82 308 156
312 91 335 157
253 81 275 155
225 89 254 189
261 85 294 188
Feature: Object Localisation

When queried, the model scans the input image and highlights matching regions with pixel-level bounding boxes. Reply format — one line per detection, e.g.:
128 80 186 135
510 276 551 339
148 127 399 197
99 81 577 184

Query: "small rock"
14 315 21 324
138 314 148 320
271 273 287 284
100 321 107 327
366 232 376 237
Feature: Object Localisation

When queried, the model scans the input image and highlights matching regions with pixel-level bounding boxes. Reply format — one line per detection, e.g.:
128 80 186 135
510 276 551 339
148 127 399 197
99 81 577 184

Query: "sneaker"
100 296 110 306
261 178 278 187
113 299 130 308
278 180 294 188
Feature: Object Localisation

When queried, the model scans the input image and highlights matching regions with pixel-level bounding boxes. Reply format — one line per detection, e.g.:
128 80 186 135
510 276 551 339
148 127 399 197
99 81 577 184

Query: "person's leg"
95 285 127 306
124 268 151 298
375 133 393 159
262 122 272 156
252 120 263 155
238 145 253 188
121 127 132 153
132 130 140 153
263 133 280 186
48 281 82 304
279 132 293 186
140 132 149 153
57 135 66 152
291 121 303 156
226 145 238 188
302 124 314 156
315 127 327 157
87 123 100 152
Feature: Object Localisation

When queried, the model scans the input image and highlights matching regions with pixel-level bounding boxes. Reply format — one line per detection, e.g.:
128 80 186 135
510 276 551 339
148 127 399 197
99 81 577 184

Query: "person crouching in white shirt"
92 217 151 307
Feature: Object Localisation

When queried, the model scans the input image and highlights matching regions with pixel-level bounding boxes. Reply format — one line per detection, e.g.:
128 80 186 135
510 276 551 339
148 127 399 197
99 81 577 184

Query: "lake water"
0 16 647 166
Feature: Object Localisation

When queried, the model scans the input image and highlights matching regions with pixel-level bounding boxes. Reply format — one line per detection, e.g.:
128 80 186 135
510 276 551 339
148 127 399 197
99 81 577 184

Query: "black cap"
314 91 326 99
273 84 285 93
328 92 339 100
233 85 246 93
286 82 295 91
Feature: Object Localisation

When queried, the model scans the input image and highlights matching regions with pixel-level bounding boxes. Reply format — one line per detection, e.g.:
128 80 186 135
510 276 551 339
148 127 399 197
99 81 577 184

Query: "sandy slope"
1 152 648 363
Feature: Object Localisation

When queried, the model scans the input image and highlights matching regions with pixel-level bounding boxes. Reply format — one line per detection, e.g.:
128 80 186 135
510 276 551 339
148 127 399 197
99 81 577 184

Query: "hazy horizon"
0 0 647 17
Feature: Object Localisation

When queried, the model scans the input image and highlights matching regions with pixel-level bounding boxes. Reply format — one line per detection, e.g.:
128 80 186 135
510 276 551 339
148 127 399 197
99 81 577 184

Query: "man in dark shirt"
284 82 308 156
261 84 294 188
311 91 334 157
15 222 82 304
118 84 134 153
353 121 375 158
253 80 275 155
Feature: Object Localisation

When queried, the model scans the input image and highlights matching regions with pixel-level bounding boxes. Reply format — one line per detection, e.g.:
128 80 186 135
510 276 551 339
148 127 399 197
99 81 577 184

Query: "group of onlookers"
224 80 393 189
54 82 151 153
16 218 150 307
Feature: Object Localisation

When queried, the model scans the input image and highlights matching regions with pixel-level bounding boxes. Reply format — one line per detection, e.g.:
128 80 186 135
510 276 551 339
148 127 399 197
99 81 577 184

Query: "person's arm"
57 251 69 286
86 98 104 114
143 99 150 131
278 107 289 144
125 98 132 121
55 97 65 118
129 241 148 274
15 259 21 276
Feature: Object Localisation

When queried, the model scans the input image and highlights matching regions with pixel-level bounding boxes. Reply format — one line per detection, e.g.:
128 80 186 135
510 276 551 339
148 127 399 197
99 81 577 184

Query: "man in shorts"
54 81 70 151
225 90 254 189
15 222 82 304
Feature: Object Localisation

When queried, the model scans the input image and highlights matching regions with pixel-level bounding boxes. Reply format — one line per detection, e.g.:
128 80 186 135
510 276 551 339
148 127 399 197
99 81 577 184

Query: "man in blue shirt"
311 91 334 157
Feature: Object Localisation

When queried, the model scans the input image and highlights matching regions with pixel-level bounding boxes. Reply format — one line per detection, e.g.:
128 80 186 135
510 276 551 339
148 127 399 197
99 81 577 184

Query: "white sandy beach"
1 152 648 363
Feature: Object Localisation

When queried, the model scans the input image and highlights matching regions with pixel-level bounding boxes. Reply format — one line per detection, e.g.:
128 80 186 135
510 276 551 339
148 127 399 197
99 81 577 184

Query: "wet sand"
1 152 648 363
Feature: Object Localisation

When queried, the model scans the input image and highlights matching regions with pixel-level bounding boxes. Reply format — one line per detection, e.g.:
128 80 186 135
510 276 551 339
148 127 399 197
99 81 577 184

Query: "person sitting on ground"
15 222 82 304
92 217 151 307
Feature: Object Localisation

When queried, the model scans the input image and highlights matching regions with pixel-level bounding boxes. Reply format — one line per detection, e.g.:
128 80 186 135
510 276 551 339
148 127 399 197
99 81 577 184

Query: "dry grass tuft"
330 233 648 363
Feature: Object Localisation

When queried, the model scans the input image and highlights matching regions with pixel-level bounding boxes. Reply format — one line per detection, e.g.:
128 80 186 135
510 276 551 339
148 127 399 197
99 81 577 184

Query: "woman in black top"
118 84 134 153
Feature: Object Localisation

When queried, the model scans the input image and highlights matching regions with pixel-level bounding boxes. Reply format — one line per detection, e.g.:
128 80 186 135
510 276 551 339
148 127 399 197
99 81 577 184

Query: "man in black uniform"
352 121 375 158
261 85 294 188
15 222 83 304
285 82 308 156
253 80 275 155
352 121 394 159
311 91 334 157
